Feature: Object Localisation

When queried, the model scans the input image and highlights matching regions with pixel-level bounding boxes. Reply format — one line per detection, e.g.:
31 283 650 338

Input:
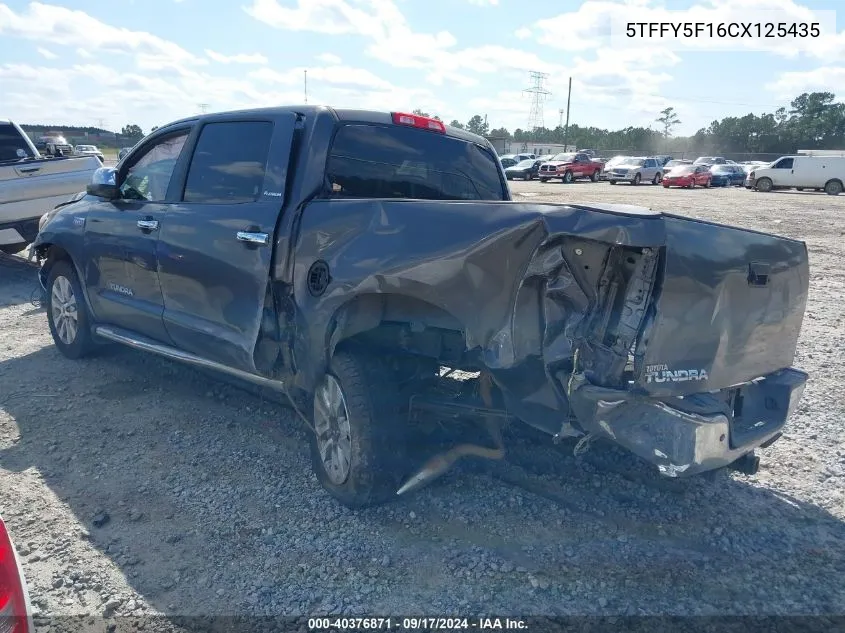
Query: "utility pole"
562 77 572 151
197 103 209 114
304 70 308 103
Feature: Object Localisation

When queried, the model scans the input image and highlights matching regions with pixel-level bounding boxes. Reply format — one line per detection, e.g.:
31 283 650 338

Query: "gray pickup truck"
33 106 809 508
0 119 101 254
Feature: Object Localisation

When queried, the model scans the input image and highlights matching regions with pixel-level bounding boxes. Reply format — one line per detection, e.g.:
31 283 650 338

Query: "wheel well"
327 294 469 367
36 244 73 286
825 178 843 187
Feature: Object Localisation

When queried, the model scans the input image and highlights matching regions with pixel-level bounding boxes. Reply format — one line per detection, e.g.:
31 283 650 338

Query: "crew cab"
538 152 603 183
0 119 101 254
35 134 73 156
33 106 809 508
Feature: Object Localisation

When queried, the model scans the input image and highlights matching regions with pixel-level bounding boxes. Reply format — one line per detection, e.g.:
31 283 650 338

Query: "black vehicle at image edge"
33 106 810 507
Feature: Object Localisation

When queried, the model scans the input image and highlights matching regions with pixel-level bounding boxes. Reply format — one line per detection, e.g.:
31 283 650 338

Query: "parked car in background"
35 134 73 156
505 158 543 180
500 156 518 168
118 146 134 161
654 155 673 165
1 118 101 254
538 152 603 183
710 164 746 187
577 148 596 157
607 156 663 185
598 155 630 180
748 155 845 195
73 144 105 163
694 156 727 165
663 159 692 174
662 164 712 188
0 514 34 632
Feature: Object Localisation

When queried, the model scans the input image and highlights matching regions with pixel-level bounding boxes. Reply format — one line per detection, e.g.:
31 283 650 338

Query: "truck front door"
82 127 192 341
156 113 297 371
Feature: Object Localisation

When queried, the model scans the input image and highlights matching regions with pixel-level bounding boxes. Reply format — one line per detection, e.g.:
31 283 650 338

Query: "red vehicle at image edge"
0 515 34 633
663 164 713 189
538 152 604 183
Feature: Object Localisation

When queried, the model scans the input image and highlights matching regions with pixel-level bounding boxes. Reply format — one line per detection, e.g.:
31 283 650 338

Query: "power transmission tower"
558 109 564 128
197 103 209 114
523 71 551 132
96 118 106 130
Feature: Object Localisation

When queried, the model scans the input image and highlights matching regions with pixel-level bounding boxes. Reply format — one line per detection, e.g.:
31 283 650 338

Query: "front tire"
652 172 662 185
309 345 408 508
589 171 598 182
46 260 96 359
756 177 773 192
632 173 641 186
563 171 573 184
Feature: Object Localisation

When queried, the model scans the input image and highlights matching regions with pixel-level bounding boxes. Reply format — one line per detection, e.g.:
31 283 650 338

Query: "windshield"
665 160 688 167
513 159 535 168
673 166 695 175
549 153 575 162
620 159 645 167
693 157 713 164
326 124 506 201
712 166 731 173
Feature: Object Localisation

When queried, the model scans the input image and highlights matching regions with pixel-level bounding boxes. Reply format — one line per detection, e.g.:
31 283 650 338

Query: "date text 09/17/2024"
308 617 528 630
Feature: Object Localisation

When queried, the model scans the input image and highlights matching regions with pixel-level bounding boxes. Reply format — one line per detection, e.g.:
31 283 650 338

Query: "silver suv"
607 156 663 185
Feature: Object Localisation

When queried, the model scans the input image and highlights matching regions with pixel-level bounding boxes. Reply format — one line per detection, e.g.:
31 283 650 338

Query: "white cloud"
76 47 93 59
529 0 843 58
250 65 394 91
205 49 268 64
0 2 206 65
36 46 56 59
766 67 845 98
316 52 342 64
514 27 531 39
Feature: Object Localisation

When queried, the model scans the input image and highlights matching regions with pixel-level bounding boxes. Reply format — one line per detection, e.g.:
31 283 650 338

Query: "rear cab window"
324 124 506 201
183 121 273 203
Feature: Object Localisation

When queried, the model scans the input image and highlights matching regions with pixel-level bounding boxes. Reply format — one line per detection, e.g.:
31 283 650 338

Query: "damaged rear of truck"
280 110 810 504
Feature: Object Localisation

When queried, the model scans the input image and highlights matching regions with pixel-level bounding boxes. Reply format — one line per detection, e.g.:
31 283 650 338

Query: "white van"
749 155 845 195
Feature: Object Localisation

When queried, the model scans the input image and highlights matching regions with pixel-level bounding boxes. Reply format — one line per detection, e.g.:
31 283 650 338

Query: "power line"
523 71 551 131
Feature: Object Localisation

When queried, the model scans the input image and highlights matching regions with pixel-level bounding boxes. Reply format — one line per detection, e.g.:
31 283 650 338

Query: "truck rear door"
156 112 296 371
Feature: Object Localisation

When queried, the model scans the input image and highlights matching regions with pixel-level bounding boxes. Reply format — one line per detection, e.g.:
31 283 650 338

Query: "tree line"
416 92 845 155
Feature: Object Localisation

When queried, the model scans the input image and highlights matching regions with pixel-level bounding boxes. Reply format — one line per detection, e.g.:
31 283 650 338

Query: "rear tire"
46 260 96 360
308 345 408 508
609 180 617 185
539 178 549 183
632 173 641 185
824 179 843 195
589 171 598 182
652 172 662 184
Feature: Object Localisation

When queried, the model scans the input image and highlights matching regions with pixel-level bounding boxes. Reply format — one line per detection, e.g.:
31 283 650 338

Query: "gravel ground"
1 182 844 630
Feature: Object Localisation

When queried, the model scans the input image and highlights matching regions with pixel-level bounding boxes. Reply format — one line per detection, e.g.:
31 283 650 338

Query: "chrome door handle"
236 231 269 245
137 219 159 231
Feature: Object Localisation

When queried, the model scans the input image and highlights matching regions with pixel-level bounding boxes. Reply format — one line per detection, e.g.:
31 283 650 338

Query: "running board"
93 325 287 392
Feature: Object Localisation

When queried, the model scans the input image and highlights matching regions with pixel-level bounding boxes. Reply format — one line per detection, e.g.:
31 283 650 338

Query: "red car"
537 152 604 183
0 515 33 633
662 164 712 188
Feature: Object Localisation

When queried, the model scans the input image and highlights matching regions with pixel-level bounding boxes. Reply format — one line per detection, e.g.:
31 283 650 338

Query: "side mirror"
86 167 120 199
16 148 26 159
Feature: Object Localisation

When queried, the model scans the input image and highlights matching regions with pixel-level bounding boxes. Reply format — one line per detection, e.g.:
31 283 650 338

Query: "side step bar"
93 326 287 392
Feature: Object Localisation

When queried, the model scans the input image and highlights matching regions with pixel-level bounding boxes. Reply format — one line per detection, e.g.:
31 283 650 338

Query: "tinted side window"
120 131 189 202
326 124 505 201
0 124 32 161
183 121 273 204
774 158 794 169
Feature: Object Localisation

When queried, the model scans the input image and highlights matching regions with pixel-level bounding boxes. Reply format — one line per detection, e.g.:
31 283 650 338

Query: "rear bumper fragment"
567 367 807 477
